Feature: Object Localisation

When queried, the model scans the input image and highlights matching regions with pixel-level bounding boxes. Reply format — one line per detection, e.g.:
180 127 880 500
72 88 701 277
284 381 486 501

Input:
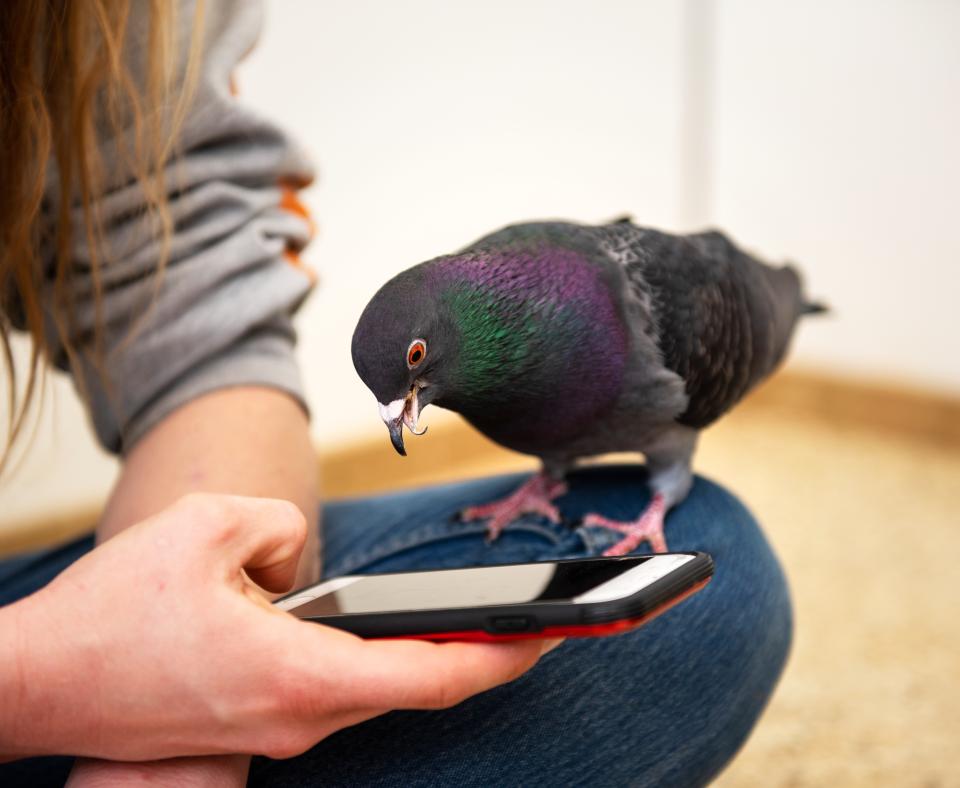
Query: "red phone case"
395 576 712 642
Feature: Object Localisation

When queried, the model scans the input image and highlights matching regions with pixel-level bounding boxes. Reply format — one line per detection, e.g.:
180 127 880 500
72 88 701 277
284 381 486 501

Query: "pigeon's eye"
407 339 427 369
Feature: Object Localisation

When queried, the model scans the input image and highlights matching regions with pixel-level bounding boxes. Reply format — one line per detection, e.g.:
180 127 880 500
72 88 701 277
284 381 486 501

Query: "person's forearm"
66 754 251 787
0 599 33 758
0 588 85 759
99 386 321 587
76 398 318 787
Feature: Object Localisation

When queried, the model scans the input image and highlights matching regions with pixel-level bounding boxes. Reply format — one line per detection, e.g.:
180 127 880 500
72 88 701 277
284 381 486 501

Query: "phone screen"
277 554 696 618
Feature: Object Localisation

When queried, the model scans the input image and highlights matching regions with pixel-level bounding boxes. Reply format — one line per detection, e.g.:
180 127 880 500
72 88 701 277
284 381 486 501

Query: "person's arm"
50 1 322 779
46 5 313 782
0 494 555 762
79 388 318 787
99 385 320 588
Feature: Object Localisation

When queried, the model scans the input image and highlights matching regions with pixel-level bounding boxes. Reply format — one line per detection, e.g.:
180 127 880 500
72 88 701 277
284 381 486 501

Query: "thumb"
307 632 547 712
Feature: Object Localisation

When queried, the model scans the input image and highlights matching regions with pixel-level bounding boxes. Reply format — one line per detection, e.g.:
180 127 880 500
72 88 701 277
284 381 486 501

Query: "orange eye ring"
407 339 427 369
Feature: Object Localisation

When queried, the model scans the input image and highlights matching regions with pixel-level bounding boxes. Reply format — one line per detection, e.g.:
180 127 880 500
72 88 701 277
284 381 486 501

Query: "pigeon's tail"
760 263 828 368
801 300 830 316
777 262 829 318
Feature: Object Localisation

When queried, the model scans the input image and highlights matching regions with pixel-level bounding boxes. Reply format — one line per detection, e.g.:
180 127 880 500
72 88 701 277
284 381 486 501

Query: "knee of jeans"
713 533 793 685
666 477 780 568
671 476 794 665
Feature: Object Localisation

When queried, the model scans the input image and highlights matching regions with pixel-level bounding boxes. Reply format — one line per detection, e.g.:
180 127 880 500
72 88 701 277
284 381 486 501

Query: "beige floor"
702 405 960 788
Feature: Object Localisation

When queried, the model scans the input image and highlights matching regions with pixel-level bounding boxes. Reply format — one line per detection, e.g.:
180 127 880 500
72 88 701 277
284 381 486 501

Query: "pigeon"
351 218 826 555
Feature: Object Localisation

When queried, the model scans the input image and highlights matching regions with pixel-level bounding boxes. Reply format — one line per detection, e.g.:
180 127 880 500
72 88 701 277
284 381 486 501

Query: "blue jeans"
0 466 792 787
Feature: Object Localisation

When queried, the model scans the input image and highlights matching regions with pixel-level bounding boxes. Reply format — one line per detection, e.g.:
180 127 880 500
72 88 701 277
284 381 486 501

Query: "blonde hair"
0 0 204 472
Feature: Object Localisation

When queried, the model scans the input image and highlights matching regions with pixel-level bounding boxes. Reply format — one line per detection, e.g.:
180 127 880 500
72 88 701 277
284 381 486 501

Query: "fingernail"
540 638 564 655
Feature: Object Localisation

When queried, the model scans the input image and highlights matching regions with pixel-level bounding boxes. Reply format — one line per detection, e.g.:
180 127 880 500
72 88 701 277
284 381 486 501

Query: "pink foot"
461 472 568 542
583 494 669 555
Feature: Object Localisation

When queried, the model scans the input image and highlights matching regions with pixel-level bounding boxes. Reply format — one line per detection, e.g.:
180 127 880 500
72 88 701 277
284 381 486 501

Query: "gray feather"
590 222 818 429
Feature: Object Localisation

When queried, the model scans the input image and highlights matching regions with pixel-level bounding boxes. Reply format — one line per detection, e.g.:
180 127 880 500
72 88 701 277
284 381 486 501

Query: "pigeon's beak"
378 385 428 457
387 418 406 456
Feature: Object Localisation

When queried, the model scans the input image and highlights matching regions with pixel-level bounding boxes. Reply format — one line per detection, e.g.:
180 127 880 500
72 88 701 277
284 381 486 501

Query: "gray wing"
594 222 808 428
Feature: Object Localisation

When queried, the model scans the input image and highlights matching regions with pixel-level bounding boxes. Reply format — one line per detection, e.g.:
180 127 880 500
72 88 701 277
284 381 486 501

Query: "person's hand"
1 494 556 762
66 753 251 788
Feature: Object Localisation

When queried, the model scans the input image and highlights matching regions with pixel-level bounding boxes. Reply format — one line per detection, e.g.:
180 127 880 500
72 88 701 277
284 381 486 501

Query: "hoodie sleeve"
43 0 317 454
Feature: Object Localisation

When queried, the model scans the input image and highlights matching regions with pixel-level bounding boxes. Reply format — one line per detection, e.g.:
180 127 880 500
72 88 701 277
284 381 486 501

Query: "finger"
180 494 308 593
327 636 546 711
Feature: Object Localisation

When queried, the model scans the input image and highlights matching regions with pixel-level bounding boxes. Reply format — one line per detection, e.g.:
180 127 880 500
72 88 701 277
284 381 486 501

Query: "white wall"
711 0 960 392
2 0 958 528
0 343 118 525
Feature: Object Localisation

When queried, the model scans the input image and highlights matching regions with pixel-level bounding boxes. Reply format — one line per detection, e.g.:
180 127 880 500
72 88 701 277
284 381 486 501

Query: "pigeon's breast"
434 244 631 455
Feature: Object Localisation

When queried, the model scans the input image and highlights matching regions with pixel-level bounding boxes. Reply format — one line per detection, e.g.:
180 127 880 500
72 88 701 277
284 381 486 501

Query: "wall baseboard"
2 368 957 557
745 368 960 448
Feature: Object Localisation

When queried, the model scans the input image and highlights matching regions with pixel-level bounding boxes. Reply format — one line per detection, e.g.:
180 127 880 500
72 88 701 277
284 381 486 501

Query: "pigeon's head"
352 245 631 457
351 262 456 456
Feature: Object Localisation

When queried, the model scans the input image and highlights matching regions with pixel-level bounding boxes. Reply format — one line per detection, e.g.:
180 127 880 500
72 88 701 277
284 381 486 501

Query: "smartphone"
275 552 713 641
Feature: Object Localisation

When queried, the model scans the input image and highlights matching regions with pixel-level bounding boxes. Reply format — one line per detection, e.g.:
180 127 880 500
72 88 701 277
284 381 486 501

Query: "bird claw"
460 473 568 543
583 493 669 555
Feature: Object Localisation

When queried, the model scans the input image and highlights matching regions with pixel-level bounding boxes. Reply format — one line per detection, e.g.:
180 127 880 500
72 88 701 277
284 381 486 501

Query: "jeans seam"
329 518 571 577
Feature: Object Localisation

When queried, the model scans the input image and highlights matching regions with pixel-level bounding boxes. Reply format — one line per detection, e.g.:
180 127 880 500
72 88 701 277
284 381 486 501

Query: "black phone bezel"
277 552 714 638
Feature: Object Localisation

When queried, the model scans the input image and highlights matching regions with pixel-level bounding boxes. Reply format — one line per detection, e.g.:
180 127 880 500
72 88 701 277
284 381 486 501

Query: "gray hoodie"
39 0 315 453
